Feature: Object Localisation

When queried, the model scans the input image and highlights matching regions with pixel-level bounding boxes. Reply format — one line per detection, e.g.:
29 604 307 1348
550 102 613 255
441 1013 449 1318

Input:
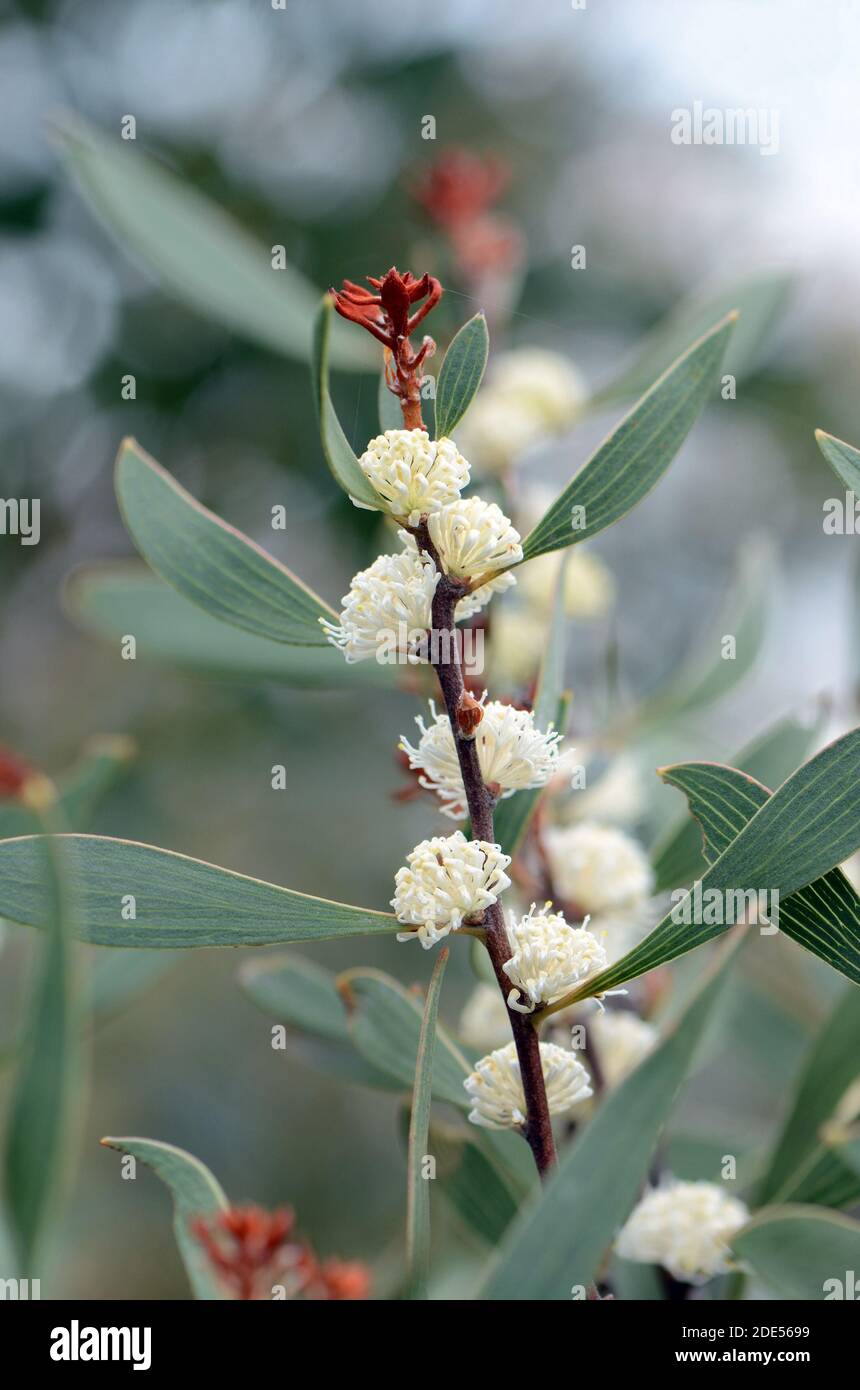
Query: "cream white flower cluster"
616 1181 749 1284
391 831 511 949
323 429 523 662
589 1010 658 1088
503 902 607 1014
400 698 563 819
356 429 470 527
464 1040 592 1129
544 822 654 916
458 348 588 476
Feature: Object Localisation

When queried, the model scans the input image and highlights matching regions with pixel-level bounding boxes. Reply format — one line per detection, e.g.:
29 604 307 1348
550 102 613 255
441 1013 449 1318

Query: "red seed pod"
0 745 33 800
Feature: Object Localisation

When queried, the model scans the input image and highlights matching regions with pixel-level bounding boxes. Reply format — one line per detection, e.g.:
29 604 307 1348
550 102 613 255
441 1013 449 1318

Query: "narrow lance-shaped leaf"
519 314 735 562
418 1118 520 1248
732 1205 860 1300
657 760 860 988
406 950 448 1299
650 710 823 893
4 815 78 1275
0 834 397 949
339 968 534 1197
561 726 860 1002
115 438 335 646
312 298 380 507
54 115 374 371
594 272 790 404
633 538 773 731
434 314 489 439
757 987 860 1206
66 566 391 688
101 1137 229 1300
815 428 860 493
479 931 743 1300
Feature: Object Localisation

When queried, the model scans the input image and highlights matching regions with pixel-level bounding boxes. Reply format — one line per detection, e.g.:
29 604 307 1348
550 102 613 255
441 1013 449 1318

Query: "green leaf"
757 988 860 1205
67 565 390 688
815 428 860 492
493 695 570 860
434 314 489 440
239 953 429 1092
4 827 78 1274
519 315 735 562
341 968 472 1109
650 712 822 893
0 735 135 841
91 949 179 1022
0 834 397 948
116 438 336 647
573 727 860 1001
635 539 773 731
312 299 379 507
54 115 373 371
100 1136 229 1300
656 761 860 987
732 1205 860 1300
406 949 448 1298
479 932 742 1299
424 1119 520 1246
595 272 791 404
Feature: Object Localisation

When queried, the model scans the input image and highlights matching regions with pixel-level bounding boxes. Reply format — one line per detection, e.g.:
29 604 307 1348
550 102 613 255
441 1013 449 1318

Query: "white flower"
458 982 511 1051
392 831 511 949
400 698 563 819
589 1010 658 1088
544 822 653 915
573 755 645 827
456 395 545 475
427 496 522 584
616 1182 749 1284
399 531 516 621
518 549 615 619
358 429 470 526
490 348 588 431
503 903 608 1013
464 1040 592 1129
320 543 438 663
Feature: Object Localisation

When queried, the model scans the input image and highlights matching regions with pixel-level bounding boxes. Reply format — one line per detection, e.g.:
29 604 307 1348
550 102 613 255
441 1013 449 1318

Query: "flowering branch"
414 518 558 1178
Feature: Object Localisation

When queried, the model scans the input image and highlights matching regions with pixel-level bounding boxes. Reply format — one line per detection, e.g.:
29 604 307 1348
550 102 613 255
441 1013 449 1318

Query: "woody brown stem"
415 521 557 1179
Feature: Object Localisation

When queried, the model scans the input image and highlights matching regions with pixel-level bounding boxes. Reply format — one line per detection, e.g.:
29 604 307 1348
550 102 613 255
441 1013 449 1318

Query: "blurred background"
1 0 858 1297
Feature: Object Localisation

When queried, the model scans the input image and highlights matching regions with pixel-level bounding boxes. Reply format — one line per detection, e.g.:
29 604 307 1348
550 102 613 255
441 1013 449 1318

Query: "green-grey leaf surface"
4 829 77 1274
479 932 741 1299
650 712 822 893
406 950 448 1298
596 273 790 404
815 429 860 493
434 314 489 440
426 1120 520 1247
0 834 396 948
657 761 860 988
572 729 860 1000
519 315 734 562
635 539 773 731
312 298 379 507
115 439 335 647
67 565 390 688
101 1136 229 1300
55 116 373 370
342 968 472 1109
732 1205 860 1300
757 987 860 1205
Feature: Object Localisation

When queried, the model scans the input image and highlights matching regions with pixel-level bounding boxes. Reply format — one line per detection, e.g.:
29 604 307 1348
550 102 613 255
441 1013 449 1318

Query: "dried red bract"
0 745 33 800
191 1204 370 1302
